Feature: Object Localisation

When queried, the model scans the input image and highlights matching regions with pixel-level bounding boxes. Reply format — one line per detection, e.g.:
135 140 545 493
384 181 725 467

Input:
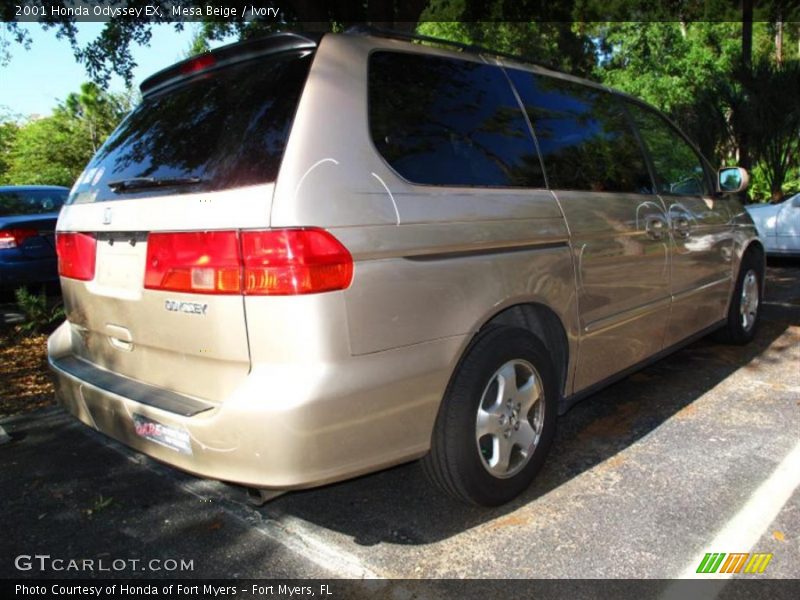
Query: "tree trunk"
739 0 753 171
742 0 753 70
775 21 783 65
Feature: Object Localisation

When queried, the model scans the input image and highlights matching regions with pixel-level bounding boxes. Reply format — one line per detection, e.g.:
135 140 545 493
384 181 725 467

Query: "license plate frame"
132 414 193 455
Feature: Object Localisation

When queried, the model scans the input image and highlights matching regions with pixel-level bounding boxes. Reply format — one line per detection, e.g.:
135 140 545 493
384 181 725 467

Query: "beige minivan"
49 30 764 506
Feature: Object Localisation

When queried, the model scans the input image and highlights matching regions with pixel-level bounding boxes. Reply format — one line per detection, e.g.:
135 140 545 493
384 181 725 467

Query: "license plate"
95 240 147 292
132 414 193 455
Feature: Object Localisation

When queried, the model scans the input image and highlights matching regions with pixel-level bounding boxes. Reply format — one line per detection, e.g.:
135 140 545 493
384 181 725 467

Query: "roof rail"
344 25 563 74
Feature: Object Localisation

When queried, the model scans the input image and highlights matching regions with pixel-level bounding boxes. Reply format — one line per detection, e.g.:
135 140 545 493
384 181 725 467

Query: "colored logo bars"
696 552 773 574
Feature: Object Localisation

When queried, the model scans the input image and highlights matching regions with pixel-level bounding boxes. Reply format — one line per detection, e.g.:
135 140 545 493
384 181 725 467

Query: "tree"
4 84 130 186
417 21 596 77
184 24 211 58
4 111 90 186
64 82 130 152
0 116 19 184
743 59 800 201
1 0 430 86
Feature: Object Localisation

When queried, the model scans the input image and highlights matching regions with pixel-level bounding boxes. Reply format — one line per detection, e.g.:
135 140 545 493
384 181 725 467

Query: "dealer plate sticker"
132 414 193 455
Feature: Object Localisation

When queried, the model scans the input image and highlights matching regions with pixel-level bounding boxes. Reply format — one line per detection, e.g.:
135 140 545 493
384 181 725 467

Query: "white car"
745 193 800 257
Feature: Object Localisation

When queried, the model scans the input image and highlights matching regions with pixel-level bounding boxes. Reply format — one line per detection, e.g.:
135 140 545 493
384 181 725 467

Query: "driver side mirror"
718 167 749 193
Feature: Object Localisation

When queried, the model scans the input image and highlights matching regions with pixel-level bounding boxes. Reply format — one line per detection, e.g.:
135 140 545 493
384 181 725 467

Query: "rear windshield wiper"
107 176 205 193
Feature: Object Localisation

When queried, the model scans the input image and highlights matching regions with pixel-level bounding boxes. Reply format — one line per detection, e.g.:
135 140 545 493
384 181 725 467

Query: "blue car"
0 185 69 292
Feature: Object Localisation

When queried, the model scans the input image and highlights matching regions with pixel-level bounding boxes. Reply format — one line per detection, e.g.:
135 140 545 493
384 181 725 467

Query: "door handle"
645 216 666 240
673 216 691 238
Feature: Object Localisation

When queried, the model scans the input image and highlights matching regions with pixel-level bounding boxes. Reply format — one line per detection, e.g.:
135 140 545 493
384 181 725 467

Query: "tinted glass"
508 70 652 193
0 189 67 216
368 52 544 187
625 102 709 196
69 51 314 204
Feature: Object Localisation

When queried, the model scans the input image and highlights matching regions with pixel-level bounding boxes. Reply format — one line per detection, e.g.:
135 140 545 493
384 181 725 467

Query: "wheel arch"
480 303 570 397
445 302 571 402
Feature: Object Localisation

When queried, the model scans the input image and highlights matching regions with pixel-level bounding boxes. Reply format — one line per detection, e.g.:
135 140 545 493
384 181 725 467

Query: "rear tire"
422 326 558 506
714 250 764 345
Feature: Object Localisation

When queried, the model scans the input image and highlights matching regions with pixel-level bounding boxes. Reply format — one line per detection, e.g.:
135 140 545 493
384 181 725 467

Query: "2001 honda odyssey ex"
49 30 764 506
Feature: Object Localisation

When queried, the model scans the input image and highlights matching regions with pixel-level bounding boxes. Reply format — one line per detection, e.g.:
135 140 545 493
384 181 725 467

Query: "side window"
368 52 545 188
507 70 652 194
625 102 709 196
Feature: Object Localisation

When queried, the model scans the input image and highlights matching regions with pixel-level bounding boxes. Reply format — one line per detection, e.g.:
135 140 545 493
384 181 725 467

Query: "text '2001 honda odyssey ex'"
49 30 764 506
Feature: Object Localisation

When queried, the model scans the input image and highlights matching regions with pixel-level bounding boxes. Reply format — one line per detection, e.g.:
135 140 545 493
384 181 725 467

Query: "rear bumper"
48 321 462 489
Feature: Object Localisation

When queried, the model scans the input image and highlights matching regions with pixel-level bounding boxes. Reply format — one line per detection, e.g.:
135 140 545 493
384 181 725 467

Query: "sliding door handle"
645 216 667 240
673 216 691 238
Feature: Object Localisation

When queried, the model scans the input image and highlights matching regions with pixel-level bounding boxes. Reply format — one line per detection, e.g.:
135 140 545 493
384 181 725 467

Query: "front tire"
422 326 558 506
715 251 764 345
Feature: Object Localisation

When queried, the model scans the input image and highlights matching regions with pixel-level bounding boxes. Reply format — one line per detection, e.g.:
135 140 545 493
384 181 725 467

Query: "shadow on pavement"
1 263 797 557
260 262 799 546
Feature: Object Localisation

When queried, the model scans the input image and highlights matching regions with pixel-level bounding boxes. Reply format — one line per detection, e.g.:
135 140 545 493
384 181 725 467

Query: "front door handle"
673 216 691 238
645 216 667 240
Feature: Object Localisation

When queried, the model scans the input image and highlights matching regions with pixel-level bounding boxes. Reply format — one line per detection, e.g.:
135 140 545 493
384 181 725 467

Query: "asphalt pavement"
1 261 798 582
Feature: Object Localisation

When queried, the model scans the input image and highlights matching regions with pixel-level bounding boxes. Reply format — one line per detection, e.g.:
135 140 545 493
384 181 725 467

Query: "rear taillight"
144 229 353 296
56 232 97 281
241 229 353 295
145 231 242 294
0 228 38 249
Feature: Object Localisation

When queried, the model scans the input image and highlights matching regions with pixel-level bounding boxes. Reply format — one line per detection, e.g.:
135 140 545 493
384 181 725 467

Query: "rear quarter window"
368 51 545 188
70 51 314 204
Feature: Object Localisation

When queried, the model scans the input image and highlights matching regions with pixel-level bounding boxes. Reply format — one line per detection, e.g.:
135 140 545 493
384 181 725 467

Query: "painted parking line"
678 439 800 580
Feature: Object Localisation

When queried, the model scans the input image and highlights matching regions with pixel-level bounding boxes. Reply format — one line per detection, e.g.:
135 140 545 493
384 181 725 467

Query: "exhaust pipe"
246 487 286 506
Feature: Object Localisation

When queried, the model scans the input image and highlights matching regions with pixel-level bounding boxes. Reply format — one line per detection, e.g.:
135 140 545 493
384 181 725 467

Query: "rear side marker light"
56 232 97 281
144 229 353 296
0 228 38 249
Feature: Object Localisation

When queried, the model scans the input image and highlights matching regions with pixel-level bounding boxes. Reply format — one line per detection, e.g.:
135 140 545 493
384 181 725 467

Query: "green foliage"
0 118 19 184
64 82 130 152
4 112 89 186
749 161 800 204
13 288 65 335
594 21 799 199
595 22 740 114
2 4 798 198
742 59 800 201
4 84 129 187
418 20 596 77
183 24 211 58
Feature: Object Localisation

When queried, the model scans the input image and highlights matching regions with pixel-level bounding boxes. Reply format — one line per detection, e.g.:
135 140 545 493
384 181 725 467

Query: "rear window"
69 51 314 204
0 189 67 216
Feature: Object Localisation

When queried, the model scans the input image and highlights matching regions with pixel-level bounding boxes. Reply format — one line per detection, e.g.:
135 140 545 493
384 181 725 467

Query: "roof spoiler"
140 32 321 97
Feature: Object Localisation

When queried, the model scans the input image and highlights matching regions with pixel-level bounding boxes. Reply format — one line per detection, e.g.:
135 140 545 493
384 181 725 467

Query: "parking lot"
1 261 798 581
